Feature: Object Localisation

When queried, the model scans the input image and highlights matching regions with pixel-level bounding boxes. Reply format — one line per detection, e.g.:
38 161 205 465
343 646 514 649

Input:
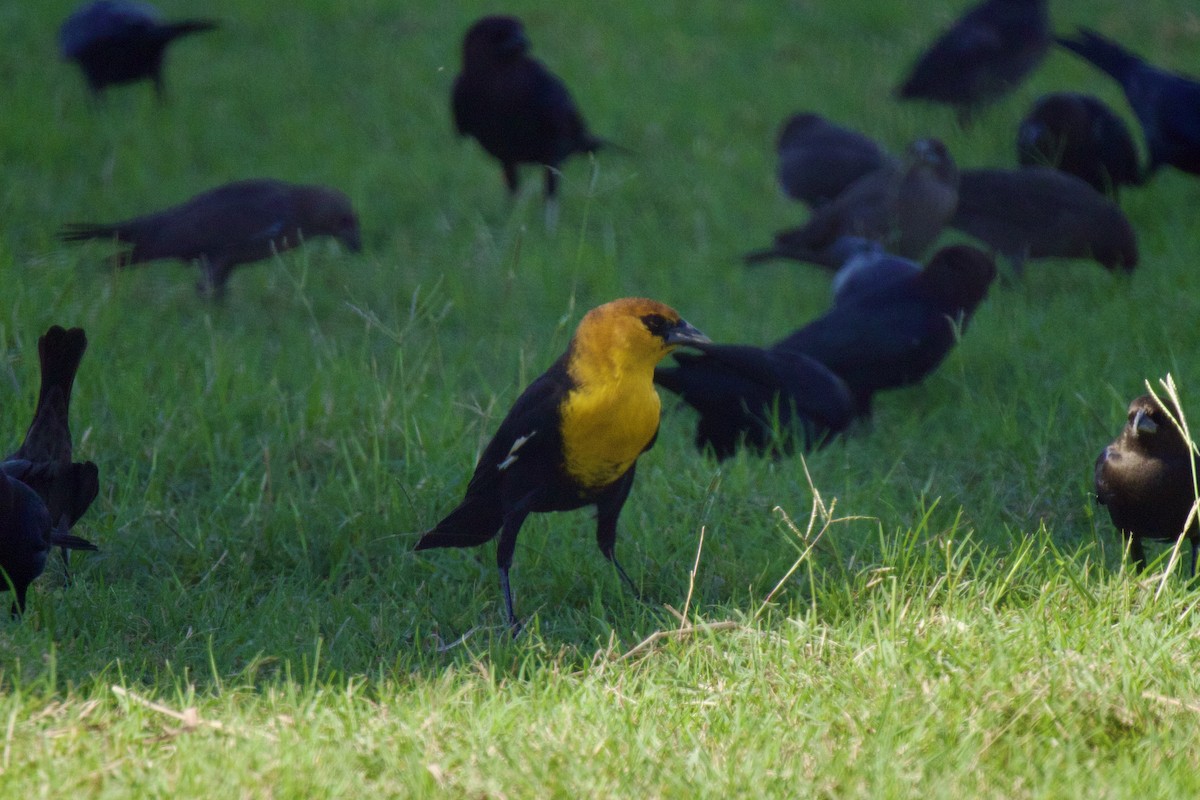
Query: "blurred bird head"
462 15 530 68
921 244 996 312
301 187 361 254
570 298 710 378
904 138 957 182
1123 395 1191 457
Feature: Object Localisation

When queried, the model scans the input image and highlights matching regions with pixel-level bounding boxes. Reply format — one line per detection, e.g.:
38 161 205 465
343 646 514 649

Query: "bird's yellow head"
568 298 709 382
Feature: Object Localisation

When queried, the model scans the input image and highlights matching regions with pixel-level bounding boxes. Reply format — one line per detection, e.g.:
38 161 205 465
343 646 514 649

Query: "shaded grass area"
3 0 1200 794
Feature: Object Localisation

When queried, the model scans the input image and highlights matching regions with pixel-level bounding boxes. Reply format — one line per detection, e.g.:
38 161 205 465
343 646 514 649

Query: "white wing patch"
498 431 536 470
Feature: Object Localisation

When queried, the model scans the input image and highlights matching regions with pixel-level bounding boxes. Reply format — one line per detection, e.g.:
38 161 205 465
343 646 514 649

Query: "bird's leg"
595 471 642 601
496 506 531 635
543 168 560 231
58 514 73 586
502 163 520 196
1128 535 1147 572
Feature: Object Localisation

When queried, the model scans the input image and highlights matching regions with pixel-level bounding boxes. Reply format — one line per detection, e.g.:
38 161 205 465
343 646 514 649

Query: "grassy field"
4 0 1200 795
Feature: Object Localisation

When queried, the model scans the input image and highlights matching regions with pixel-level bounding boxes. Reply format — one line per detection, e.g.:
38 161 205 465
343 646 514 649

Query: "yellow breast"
559 375 661 490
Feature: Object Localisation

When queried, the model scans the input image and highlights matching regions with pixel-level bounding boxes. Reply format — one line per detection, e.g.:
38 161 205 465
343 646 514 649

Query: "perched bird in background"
1056 28 1200 178
950 167 1138 273
1017 93 1142 195
59 0 218 100
3 326 99 581
60 179 362 297
779 245 997 415
452 15 614 224
746 139 958 268
415 298 709 632
655 340 854 460
1096 393 1200 576
0 468 98 618
774 113 894 208
896 0 1050 126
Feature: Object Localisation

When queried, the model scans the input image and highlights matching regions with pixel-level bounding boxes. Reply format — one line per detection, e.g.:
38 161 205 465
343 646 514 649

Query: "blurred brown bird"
950 167 1137 273
60 179 362 297
1095 393 1200 575
897 0 1051 126
746 139 959 268
2 326 100 581
774 113 895 208
1017 92 1142 195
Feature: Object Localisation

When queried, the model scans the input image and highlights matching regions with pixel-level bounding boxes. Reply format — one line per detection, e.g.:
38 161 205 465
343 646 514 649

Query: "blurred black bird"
655 340 854 460
1017 92 1142 195
415 298 709 633
0 468 97 618
1095 393 1200 575
774 113 894 208
746 139 958 268
452 15 614 223
2 326 99 579
778 245 997 415
1056 28 1200 178
59 0 218 100
897 0 1050 126
60 179 362 297
950 167 1138 273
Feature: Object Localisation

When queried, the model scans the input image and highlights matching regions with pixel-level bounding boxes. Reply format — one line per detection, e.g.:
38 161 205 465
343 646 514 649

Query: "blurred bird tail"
744 248 781 266
415 496 502 551
36 326 87 417
652 365 684 396
59 223 123 244
1055 29 1142 84
161 20 220 42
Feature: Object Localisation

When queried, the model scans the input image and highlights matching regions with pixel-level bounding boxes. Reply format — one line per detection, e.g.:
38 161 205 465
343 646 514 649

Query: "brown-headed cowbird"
746 139 958 268
1095 393 1200 575
415 298 709 633
452 15 614 223
950 166 1137 273
60 179 362 297
1056 28 1200 178
0 468 97 618
777 245 996 415
1017 92 1142 195
59 1 218 100
897 0 1050 126
655 340 854 460
2 326 99 579
775 113 895 208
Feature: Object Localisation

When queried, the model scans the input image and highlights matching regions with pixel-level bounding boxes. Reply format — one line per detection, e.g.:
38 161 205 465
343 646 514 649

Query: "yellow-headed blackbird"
1095 394 1200 575
60 179 361 297
3 326 100 580
416 298 709 631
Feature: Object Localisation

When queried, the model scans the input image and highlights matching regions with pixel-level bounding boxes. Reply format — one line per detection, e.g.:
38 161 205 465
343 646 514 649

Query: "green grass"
3 0 1200 795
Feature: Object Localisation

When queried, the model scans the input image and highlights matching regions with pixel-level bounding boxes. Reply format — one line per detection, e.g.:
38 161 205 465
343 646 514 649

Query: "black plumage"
0 468 97 618
897 0 1050 126
59 1 218 99
3 326 100 580
779 245 997 415
60 179 362 297
1056 28 1200 178
452 15 611 207
774 113 894 208
655 341 854 460
950 167 1138 273
1017 92 1142 195
1095 394 1200 575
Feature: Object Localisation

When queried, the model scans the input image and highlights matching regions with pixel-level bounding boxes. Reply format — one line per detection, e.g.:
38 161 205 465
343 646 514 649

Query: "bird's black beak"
664 319 711 348
1133 408 1158 436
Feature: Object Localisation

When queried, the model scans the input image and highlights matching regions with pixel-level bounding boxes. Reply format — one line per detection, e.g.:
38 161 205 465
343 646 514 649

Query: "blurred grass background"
3 0 1200 795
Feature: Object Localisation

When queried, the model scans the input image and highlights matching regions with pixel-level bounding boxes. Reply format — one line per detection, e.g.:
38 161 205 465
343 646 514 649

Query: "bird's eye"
640 314 671 338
